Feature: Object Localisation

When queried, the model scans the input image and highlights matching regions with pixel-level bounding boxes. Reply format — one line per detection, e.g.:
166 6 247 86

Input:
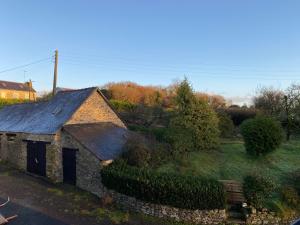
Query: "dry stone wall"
246 208 299 225
104 189 227 225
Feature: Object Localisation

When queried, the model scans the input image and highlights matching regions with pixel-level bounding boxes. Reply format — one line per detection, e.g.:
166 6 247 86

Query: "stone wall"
0 89 36 100
66 89 126 128
60 131 105 197
0 132 28 170
0 132 58 180
246 208 299 225
0 129 107 195
103 189 226 225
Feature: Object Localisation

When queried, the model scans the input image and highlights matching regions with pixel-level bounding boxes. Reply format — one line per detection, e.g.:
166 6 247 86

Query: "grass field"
157 139 300 184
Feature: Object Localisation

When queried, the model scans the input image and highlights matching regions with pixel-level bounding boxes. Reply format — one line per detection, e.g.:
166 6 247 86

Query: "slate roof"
63 122 128 160
0 80 36 92
0 87 96 134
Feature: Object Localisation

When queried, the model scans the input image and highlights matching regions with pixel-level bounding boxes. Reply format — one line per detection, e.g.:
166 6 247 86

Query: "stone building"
0 80 36 101
0 87 127 197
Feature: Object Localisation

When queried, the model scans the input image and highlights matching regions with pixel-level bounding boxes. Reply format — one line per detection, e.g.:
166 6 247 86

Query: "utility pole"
52 49 58 96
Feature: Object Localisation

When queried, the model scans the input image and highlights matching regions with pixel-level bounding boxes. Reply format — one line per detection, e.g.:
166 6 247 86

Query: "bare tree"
253 87 284 117
284 84 300 141
254 84 300 141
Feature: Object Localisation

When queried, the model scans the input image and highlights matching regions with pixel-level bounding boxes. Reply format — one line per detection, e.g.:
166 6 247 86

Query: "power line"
61 52 300 73
0 57 51 74
60 59 300 80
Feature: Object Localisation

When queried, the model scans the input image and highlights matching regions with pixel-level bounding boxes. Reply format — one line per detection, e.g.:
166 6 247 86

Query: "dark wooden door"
63 148 77 185
27 141 46 177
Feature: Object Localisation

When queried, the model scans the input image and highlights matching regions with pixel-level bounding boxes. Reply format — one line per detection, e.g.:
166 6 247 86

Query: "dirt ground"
0 163 173 225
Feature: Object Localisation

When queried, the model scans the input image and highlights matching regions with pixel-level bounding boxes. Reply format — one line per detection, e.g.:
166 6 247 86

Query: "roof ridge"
0 80 25 84
58 86 98 93
64 121 116 126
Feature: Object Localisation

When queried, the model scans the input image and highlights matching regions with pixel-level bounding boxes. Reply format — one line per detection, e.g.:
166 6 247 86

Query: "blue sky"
0 0 300 104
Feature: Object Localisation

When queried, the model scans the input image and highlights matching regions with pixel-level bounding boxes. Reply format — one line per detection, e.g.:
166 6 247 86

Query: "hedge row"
101 162 226 210
0 99 28 109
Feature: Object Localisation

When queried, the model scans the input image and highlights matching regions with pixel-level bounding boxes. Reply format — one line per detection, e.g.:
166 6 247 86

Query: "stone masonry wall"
0 132 27 170
246 208 299 225
61 131 105 197
0 132 58 181
66 89 126 128
103 189 226 225
0 89 36 101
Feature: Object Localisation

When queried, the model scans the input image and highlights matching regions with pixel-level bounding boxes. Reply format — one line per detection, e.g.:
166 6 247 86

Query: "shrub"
166 78 220 154
109 99 137 112
128 125 168 142
288 169 300 195
223 106 257 126
281 186 299 207
240 116 283 156
167 100 220 154
121 134 151 167
217 112 234 138
243 174 276 208
101 162 226 210
0 99 28 109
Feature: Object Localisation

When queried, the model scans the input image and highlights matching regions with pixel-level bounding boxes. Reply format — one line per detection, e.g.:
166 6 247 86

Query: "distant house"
0 87 127 197
0 80 36 101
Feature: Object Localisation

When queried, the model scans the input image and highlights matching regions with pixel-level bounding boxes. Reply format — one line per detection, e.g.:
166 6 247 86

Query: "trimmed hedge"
240 116 283 156
101 162 226 210
0 99 28 109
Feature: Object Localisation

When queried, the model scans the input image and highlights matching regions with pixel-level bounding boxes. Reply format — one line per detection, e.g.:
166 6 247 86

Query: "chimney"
25 80 33 89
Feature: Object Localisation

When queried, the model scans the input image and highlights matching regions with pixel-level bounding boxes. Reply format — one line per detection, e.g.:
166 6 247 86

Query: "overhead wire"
0 57 52 74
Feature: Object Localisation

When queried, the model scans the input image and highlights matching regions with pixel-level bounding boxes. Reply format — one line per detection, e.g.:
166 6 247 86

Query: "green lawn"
157 139 300 184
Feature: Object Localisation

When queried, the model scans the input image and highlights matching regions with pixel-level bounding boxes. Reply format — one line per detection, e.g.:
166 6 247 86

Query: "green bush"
167 100 220 154
218 112 235 138
288 169 300 195
109 99 137 112
240 116 283 156
243 174 276 208
281 186 299 207
0 99 28 109
101 162 226 210
166 78 220 154
121 134 151 167
128 125 168 142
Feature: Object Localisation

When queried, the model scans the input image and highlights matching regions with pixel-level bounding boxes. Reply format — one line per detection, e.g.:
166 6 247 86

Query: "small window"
52 107 62 115
6 133 16 142
24 93 29 99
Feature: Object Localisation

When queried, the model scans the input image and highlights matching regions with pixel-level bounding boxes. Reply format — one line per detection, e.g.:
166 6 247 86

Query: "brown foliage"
195 92 226 108
103 81 226 109
104 82 171 106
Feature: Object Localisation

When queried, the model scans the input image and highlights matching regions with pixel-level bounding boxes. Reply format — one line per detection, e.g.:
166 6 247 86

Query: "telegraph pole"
52 50 58 96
